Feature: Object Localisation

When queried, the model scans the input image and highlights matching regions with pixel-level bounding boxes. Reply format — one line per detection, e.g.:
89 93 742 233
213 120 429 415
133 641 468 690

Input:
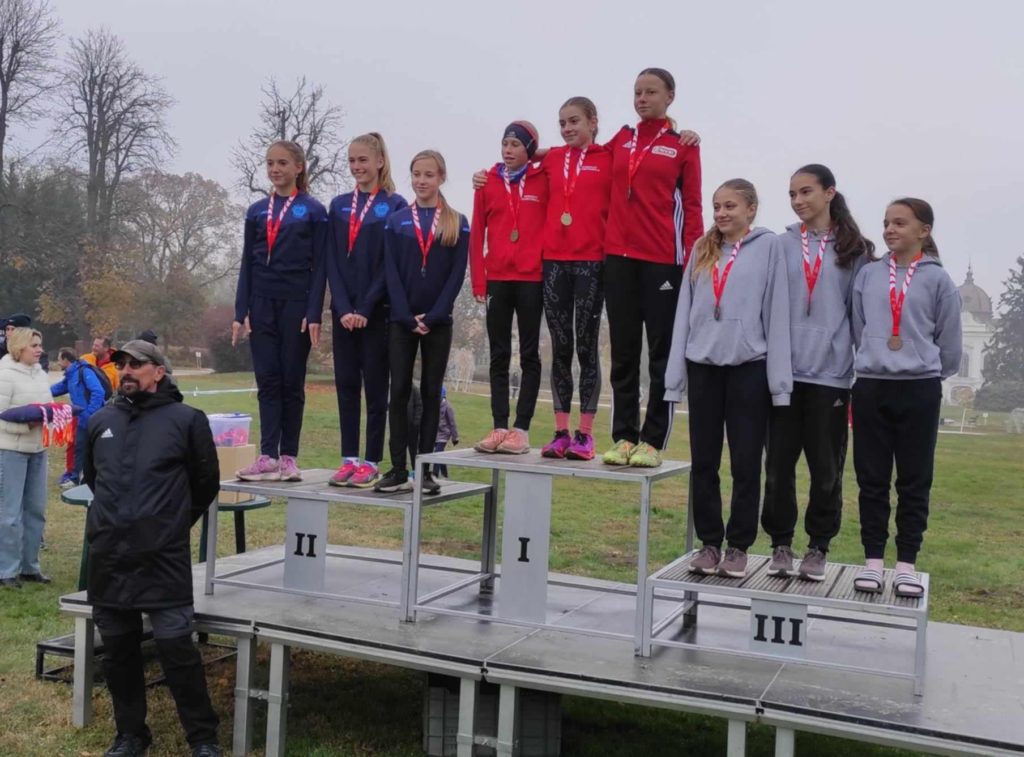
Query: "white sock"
865 558 884 573
894 561 916 575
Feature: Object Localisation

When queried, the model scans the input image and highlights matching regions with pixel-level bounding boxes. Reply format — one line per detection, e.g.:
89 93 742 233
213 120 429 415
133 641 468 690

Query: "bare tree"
0 0 59 186
56 28 174 241
231 76 349 197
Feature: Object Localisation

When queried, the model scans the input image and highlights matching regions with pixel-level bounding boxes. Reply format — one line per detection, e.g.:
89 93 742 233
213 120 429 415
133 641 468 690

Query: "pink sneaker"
474 428 507 453
541 430 571 459
348 463 380 489
565 431 595 461
329 460 359 487
236 455 280 482
279 455 302 482
497 428 529 454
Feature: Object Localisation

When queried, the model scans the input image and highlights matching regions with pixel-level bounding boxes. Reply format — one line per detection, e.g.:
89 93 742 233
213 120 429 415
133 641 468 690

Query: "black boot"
154 634 219 748
99 630 149 743
104 731 152 756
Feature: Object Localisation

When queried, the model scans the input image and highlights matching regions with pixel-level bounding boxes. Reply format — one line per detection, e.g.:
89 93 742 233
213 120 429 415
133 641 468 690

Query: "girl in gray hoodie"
665 179 792 579
850 198 961 598
762 165 874 582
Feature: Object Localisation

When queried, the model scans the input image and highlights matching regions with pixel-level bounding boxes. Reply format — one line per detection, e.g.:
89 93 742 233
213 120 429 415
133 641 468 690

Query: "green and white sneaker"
602 440 635 466
629 441 662 468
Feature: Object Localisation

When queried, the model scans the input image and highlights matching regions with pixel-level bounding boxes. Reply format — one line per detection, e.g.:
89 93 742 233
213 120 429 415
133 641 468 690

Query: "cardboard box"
216 445 256 504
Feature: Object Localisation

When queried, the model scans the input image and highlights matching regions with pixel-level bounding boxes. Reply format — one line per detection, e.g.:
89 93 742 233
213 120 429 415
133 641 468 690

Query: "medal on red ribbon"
561 145 588 226
410 201 442 276
348 188 379 252
626 121 669 199
265 189 298 261
502 165 526 243
800 225 830 316
888 251 923 350
712 235 745 320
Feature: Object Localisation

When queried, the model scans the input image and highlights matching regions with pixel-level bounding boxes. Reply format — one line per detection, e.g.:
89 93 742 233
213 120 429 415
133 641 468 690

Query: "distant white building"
944 265 996 405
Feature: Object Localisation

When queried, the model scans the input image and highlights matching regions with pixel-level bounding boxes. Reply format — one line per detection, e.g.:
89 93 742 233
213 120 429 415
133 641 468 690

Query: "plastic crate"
207 413 252 447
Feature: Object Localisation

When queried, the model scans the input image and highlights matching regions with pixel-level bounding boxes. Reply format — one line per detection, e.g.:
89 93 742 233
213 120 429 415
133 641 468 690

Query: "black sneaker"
421 471 441 496
192 744 222 757
0 577 21 589
19 572 51 584
374 468 412 493
105 731 152 757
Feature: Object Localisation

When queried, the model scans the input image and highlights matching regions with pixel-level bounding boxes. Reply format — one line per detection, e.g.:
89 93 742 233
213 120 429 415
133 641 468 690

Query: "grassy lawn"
0 371 1020 756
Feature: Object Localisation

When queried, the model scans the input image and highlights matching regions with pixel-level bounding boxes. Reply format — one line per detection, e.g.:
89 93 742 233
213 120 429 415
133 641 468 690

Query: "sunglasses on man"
115 358 153 370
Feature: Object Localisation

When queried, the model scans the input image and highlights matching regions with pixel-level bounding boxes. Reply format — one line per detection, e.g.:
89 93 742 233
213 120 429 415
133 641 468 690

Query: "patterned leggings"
543 260 604 414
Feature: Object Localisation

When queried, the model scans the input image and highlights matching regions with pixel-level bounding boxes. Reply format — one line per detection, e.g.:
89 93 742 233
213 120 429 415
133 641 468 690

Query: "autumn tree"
0 0 59 186
118 170 242 287
232 76 348 197
976 255 1024 411
56 28 174 242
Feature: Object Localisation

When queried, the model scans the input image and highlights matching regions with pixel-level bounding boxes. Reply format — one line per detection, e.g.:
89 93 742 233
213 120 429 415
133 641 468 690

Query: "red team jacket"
604 120 703 267
469 163 549 297
540 144 612 262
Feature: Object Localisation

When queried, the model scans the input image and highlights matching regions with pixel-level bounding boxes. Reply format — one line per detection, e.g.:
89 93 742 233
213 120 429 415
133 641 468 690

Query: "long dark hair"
793 164 875 267
889 197 939 257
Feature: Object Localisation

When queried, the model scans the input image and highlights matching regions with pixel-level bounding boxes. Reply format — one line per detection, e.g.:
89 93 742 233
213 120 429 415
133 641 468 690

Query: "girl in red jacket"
470 121 548 455
537 98 613 460
601 67 703 468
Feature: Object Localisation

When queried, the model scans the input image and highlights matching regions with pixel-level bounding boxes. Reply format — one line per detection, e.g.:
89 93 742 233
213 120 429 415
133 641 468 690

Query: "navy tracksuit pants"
332 313 389 463
249 296 311 458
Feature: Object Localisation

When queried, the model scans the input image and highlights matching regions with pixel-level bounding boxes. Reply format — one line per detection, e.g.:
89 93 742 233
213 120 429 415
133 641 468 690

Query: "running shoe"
541 430 571 459
602 440 635 466
235 455 280 482
565 431 595 461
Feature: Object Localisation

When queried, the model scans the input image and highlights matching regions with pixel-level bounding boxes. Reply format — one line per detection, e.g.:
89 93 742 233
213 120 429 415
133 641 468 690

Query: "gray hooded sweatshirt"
665 226 793 406
779 223 868 389
852 253 962 379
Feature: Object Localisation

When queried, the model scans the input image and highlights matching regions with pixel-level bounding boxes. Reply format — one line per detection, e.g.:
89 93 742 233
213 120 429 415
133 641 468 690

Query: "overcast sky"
26 0 1024 304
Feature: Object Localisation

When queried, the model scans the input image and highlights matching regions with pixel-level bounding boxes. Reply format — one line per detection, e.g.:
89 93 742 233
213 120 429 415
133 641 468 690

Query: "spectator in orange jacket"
82 336 119 390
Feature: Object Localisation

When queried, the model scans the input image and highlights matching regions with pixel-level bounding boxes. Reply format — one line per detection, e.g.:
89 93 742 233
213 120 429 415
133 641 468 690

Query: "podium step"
644 551 930 694
653 551 927 613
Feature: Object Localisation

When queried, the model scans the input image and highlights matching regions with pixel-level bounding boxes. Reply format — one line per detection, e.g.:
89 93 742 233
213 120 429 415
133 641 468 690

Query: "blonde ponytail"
690 226 725 279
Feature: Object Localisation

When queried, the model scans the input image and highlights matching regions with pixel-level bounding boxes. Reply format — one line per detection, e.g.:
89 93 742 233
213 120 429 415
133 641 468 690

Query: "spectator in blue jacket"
51 347 104 487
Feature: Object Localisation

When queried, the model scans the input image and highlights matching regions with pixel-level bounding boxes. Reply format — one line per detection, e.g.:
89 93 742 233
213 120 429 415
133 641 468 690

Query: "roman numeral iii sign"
749 599 807 659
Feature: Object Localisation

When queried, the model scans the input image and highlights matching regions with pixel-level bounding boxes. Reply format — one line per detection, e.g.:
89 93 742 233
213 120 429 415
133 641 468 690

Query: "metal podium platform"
60 546 1024 757
205 469 493 610
642 551 929 694
405 448 690 651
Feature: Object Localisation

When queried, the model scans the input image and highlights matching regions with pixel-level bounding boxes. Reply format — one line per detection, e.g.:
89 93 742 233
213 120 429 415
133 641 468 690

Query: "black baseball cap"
4 313 32 328
110 339 167 367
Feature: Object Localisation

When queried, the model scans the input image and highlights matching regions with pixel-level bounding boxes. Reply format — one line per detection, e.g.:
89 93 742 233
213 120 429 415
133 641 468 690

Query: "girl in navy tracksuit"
851 198 961 598
233 140 327 482
376 150 469 496
761 164 874 582
315 133 407 490
469 120 547 456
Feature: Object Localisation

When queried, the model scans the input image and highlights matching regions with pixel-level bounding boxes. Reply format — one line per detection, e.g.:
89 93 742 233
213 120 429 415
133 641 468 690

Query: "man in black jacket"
82 340 222 757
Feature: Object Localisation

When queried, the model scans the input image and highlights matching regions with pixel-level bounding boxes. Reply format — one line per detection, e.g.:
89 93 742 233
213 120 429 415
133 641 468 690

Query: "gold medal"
887 334 903 351
560 212 572 226
510 229 519 243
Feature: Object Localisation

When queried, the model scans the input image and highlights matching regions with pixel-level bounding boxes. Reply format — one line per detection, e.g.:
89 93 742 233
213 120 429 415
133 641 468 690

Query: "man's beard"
120 378 140 395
